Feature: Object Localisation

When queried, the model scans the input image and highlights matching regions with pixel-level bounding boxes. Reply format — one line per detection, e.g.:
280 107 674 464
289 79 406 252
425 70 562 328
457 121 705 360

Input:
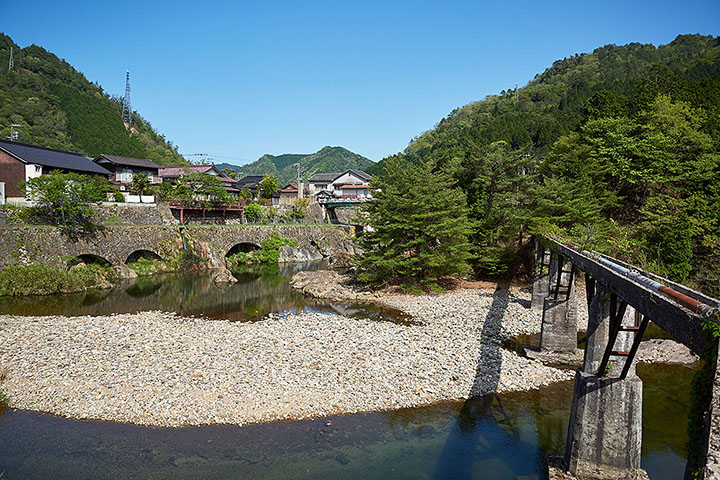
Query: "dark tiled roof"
308 173 341 182
348 169 371 181
0 140 111 175
237 175 265 186
95 154 161 170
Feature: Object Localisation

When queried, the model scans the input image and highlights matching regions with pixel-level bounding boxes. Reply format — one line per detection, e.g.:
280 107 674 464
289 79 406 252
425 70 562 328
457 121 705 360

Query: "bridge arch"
226 242 261 258
125 249 164 265
68 254 113 268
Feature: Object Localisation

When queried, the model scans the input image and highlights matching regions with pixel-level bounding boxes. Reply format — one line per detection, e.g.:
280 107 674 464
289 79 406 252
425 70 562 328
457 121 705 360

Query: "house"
93 154 161 191
307 169 372 199
338 184 372 199
237 175 265 197
0 140 111 203
273 183 309 205
159 164 240 197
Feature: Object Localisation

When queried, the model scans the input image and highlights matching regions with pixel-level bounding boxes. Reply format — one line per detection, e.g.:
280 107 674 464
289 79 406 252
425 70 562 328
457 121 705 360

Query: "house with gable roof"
307 169 372 199
0 140 111 203
93 154 161 191
159 164 240 197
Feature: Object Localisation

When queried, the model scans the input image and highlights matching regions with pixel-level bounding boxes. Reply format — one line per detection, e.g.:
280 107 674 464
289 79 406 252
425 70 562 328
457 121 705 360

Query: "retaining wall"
0 224 356 268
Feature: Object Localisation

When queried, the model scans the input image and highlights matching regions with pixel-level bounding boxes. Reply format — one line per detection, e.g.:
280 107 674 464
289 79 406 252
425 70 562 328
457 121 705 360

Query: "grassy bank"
0 263 116 296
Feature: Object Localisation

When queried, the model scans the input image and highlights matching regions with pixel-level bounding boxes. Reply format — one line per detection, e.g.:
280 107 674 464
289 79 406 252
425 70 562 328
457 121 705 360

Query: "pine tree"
355 156 473 290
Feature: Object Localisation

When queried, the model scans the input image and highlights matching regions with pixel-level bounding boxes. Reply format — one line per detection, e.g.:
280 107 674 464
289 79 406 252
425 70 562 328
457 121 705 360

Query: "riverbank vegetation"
0 263 116 296
355 157 473 292
364 35 720 295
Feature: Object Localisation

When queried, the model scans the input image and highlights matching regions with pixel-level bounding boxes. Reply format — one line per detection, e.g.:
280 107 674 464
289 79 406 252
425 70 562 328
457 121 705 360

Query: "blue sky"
2 0 719 164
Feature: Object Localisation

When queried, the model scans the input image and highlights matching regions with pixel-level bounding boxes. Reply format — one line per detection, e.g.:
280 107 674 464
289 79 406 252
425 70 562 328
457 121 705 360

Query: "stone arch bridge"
0 225 356 269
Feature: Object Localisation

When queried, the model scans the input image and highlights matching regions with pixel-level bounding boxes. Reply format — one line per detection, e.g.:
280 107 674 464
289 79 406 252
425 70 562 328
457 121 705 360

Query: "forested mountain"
0 34 185 165
218 146 374 184
370 34 720 294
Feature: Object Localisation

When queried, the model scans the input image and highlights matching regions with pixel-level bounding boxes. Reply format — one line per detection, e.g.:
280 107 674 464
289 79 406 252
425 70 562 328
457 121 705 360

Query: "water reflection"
0 365 690 479
0 262 410 324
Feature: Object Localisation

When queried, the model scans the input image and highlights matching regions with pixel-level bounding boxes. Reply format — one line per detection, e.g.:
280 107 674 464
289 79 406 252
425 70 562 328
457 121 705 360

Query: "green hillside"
218 146 374 184
0 33 186 165
370 34 720 294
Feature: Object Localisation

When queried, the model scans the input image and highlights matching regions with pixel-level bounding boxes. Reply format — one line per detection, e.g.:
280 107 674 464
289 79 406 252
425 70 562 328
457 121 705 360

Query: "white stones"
0 283 573 428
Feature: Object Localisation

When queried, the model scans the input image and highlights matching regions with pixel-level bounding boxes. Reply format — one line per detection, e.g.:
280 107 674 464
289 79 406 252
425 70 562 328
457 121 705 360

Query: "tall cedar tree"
355 156 473 289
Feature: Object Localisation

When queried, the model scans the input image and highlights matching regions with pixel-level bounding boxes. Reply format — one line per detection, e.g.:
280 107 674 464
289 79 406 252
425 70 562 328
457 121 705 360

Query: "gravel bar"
0 285 573 427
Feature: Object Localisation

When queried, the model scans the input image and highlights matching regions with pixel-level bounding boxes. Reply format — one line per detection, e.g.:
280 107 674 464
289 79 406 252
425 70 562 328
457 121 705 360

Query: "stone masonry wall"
92 203 165 225
0 224 356 268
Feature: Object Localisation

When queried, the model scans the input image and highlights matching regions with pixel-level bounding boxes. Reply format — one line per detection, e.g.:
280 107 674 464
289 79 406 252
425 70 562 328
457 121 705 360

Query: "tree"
259 174 279 199
355 156 473 290
172 172 230 206
244 203 262 222
239 185 253 203
129 173 152 198
22 171 108 239
221 168 237 179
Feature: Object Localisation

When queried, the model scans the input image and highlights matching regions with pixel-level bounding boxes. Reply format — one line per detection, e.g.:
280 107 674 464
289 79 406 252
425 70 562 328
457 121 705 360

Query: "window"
35 165 42 173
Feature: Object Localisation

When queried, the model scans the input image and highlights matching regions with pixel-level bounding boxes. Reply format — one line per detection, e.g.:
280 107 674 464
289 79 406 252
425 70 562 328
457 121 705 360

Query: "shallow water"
0 363 693 479
0 266 696 478
0 261 410 324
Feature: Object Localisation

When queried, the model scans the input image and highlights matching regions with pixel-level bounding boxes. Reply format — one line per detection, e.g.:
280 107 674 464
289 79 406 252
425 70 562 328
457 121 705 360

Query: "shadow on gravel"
432 282 536 479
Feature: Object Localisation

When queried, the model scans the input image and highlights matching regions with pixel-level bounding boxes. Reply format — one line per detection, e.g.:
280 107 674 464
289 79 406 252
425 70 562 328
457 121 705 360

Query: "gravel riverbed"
0 283 574 427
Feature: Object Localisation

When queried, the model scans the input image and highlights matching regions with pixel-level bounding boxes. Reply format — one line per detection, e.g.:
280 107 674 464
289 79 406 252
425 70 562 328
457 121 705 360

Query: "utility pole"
8 47 13 71
515 81 519 103
295 163 303 199
122 69 132 127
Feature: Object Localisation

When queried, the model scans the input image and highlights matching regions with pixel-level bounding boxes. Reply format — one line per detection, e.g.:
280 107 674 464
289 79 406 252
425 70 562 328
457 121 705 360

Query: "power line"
181 153 253 164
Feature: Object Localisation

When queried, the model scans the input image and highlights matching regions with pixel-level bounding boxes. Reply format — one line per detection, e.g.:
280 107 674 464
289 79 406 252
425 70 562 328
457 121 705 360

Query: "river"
0 263 695 479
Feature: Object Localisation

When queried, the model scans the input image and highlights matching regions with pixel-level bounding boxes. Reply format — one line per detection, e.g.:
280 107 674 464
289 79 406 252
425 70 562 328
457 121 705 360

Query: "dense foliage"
0 263 115 296
259 174 279 199
218 146 374 184
171 172 230 206
366 34 720 294
22 171 112 239
355 156 473 290
0 33 186 165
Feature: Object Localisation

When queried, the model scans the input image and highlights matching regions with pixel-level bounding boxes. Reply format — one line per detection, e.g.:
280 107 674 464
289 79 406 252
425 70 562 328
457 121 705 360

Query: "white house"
307 169 372 199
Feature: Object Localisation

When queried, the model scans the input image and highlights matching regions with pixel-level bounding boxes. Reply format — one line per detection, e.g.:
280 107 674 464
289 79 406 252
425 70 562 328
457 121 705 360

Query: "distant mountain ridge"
217 146 374 184
0 33 186 166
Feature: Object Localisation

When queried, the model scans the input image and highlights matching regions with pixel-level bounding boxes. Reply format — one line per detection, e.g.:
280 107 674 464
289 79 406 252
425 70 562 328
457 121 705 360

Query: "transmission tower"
122 69 132 127
8 47 13 71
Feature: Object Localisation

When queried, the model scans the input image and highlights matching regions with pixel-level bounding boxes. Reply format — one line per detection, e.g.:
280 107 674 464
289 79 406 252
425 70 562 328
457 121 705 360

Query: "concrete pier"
563 284 646 480
539 273 578 354
527 253 584 365
532 246 552 310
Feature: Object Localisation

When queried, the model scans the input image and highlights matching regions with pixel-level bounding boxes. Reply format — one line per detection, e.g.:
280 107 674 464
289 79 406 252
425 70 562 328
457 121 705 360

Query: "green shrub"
226 252 250 266
245 203 262 221
258 232 297 263
127 257 168 276
113 191 124 202
0 263 115 296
